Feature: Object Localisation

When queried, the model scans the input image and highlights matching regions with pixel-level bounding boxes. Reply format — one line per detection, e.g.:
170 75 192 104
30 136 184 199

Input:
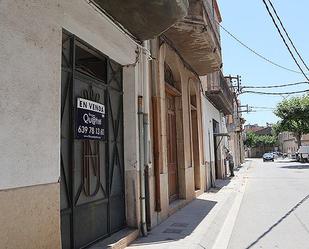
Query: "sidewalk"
126 160 252 249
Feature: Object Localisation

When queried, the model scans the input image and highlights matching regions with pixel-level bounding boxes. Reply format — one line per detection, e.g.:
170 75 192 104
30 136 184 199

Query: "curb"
211 162 250 249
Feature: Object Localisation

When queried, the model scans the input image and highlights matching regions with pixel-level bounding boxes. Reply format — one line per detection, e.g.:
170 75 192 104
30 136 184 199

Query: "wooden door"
166 93 178 202
191 107 200 190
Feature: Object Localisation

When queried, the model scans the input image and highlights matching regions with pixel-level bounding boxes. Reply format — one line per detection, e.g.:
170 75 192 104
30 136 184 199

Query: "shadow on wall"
130 199 217 246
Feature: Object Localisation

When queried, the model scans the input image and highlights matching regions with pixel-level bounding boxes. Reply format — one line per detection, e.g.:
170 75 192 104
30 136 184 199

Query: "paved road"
126 162 250 249
228 159 309 249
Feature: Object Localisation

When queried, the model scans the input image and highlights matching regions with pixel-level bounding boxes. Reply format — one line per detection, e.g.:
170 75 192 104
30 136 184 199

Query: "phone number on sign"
77 125 104 136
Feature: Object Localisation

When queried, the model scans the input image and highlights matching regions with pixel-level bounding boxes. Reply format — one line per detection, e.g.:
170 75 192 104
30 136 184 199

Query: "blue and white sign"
75 98 106 140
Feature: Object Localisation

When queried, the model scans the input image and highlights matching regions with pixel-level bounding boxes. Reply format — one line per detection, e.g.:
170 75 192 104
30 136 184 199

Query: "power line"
218 23 308 75
243 81 309 89
266 0 309 72
250 106 275 109
249 110 274 112
262 0 309 82
242 89 309 95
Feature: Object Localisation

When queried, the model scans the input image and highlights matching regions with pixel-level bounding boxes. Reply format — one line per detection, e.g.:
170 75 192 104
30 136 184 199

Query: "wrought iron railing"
220 72 234 101
207 71 234 106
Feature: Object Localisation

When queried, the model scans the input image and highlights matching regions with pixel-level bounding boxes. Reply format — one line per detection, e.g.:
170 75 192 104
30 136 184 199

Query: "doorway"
60 32 125 249
190 92 200 190
166 92 179 202
213 119 221 179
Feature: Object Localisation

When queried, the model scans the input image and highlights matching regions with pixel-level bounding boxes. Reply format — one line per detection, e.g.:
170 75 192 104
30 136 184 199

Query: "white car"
298 146 309 162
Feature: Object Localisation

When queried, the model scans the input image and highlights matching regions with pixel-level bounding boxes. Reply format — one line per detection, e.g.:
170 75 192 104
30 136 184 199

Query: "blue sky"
219 0 309 126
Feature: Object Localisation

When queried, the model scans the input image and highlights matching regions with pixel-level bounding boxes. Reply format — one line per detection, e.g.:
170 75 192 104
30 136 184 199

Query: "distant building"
255 126 273 136
245 124 275 158
244 124 265 133
278 132 309 156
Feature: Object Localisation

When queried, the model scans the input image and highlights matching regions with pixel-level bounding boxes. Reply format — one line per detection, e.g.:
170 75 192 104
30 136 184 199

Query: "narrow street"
126 159 309 249
2 1 309 248
126 162 249 249
228 159 309 249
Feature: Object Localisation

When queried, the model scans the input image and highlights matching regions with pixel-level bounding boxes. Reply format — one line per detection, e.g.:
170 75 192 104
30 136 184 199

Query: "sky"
219 0 309 126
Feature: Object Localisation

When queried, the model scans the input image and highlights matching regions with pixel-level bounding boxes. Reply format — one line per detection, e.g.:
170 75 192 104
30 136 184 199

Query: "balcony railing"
208 72 234 99
220 73 234 100
205 71 235 115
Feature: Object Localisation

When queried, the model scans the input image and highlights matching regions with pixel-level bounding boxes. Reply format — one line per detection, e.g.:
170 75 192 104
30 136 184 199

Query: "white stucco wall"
228 132 240 167
220 113 229 150
201 97 221 164
0 0 137 190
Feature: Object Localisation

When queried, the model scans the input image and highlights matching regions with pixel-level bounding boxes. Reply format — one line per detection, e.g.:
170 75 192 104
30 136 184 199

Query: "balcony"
205 71 235 115
91 0 189 41
163 0 222 75
227 116 243 132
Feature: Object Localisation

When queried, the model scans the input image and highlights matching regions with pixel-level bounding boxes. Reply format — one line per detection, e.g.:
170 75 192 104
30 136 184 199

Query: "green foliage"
274 95 309 147
271 122 282 137
244 131 277 148
258 134 277 147
275 95 309 121
244 131 256 147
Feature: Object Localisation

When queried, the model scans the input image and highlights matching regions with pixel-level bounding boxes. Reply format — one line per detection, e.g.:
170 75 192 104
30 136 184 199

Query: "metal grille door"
60 32 125 249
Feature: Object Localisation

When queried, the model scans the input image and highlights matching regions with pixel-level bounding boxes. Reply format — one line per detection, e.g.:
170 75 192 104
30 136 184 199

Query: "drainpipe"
150 38 162 212
138 39 151 236
208 130 215 188
143 113 150 229
138 96 147 236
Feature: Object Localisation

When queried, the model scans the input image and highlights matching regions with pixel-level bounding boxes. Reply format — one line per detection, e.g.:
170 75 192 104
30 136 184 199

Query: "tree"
244 131 256 147
274 95 309 148
244 131 277 148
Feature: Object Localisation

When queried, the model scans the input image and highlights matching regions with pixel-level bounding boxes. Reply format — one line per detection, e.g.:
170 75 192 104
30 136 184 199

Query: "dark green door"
60 31 125 249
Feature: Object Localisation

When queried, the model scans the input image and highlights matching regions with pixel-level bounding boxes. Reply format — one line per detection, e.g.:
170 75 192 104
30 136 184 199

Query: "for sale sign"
75 98 106 140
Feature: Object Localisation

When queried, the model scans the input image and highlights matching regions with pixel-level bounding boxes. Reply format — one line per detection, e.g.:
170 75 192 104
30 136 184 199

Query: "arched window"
164 63 176 87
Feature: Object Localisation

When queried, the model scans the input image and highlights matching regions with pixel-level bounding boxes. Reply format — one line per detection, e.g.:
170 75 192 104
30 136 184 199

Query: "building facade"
147 0 227 227
278 132 309 156
0 0 189 248
245 125 275 158
201 70 236 182
0 0 244 248
201 94 230 188
226 99 245 168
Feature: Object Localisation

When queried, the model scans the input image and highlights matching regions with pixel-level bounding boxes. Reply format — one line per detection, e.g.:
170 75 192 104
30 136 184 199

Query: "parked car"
272 152 279 159
263 153 274 162
297 146 309 163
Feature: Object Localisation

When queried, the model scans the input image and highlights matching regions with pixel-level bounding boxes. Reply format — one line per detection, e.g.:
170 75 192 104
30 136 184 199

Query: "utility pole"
238 104 252 113
225 75 242 95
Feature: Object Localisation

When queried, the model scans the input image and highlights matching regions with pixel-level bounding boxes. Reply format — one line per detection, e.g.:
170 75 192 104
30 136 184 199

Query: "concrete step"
90 228 139 249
